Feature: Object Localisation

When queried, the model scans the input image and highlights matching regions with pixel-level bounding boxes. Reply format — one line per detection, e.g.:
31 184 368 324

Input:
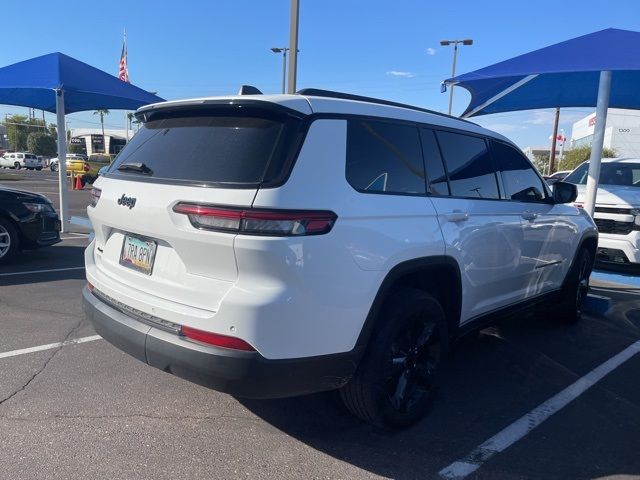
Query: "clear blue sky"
1 0 639 148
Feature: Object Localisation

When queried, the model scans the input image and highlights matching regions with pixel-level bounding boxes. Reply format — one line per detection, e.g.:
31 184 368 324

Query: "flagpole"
558 129 565 170
123 28 130 143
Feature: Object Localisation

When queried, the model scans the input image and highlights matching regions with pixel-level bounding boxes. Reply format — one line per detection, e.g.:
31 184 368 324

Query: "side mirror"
552 181 577 204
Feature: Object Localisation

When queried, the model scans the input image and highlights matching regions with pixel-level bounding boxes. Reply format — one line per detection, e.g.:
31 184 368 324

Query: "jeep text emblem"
117 194 137 209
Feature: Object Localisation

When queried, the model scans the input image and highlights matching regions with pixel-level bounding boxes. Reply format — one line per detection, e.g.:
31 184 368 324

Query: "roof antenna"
237 85 263 95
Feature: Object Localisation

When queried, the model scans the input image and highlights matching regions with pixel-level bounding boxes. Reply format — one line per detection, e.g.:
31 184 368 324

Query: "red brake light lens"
173 203 337 236
83 162 90 172
180 325 255 351
89 188 101 208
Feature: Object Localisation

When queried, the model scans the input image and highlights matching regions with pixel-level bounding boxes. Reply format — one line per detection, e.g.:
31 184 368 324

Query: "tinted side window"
436 131 499 199
420 129 449 195
492 141 546 202
346 120 425 195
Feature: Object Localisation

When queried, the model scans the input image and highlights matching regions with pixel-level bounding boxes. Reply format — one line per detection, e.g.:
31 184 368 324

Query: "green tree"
93 109 109 153
1 114 51 151
532 154 548 174
3 114 29 151
26 132 57 157
560 145 617 171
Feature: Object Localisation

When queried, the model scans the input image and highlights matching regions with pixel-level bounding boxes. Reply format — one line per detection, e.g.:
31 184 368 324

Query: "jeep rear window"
108 109 298 186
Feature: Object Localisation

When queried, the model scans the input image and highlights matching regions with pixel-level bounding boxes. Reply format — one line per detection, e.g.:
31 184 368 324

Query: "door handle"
521 211 538 221
444 211 469 223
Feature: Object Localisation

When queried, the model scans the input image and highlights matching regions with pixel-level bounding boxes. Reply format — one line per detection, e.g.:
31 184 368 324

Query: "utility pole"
549 107 560 175
287 0 300 94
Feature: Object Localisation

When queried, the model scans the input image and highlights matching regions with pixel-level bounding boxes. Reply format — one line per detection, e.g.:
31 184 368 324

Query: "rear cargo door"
87 105 303 316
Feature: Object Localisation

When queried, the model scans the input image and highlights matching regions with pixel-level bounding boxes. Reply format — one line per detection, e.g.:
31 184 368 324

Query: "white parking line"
0 335 102 360
439 339 640 479
60 235 89 240
0 266 84 277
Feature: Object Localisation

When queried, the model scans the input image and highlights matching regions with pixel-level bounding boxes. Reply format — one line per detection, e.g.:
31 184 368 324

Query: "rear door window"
109 109 299 186
491 140 547 202
436 131 499 199
346 119 425 195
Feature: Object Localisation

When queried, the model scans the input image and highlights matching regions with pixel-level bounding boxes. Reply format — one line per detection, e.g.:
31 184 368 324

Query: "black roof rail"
296 88 477 125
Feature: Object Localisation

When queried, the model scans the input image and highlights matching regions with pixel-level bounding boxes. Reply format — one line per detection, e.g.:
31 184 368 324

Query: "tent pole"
55 89 69 232
584 70 612 217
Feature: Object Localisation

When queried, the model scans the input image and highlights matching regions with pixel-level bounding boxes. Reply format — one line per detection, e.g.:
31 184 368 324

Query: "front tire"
556 248 594 323
0 217 19 264
50 163 58 172
340 288 448 430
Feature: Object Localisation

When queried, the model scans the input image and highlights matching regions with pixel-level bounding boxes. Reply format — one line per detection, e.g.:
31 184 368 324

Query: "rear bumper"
82 286 360 399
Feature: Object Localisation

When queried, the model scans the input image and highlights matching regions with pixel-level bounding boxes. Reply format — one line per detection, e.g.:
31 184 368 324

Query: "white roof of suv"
136 90 513 145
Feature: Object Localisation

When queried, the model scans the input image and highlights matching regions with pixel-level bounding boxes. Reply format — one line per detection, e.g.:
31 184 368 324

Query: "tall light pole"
440 38 473 115
287 0 300 94
271 47 289 94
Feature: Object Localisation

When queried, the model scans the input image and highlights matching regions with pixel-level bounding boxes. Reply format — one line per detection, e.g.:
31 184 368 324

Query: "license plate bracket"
119 234 157 275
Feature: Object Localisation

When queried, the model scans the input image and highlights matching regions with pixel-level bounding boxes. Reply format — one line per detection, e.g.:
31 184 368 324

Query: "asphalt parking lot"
1 170 640 479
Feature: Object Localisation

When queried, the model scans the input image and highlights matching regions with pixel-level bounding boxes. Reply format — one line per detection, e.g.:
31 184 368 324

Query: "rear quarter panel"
247 119 445 358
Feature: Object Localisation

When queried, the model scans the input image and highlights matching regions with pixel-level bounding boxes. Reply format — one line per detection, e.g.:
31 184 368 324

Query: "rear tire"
50 163 58 172
0 217 19 264
13 162 21 170
340 288 448 430
556 248 594 323
36 167 42 171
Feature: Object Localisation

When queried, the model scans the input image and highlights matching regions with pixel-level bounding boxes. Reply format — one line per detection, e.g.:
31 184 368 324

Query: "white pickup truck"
567 157 640 266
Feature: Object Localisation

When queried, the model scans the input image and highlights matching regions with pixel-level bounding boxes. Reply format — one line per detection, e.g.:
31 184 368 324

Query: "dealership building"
68 128 133 156
570 108 640 157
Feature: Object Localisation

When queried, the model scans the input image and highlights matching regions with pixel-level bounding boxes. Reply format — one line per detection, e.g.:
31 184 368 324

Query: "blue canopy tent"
0 52 164 230
443 28 640 216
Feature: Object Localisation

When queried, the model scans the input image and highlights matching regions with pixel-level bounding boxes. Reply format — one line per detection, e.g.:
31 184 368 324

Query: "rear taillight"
89 188 101 208
87 282 94 293
180 325 255 351
83 162 90 172
173 203 337 236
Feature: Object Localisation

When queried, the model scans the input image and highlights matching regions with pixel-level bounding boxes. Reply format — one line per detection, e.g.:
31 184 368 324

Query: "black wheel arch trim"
355 255 462 349
561 231 598 290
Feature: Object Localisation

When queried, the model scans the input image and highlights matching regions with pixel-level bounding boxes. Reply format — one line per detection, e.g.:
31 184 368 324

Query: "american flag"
118 37 129 83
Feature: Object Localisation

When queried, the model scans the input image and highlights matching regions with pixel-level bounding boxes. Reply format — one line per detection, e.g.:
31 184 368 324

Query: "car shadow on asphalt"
0 245 86 286
239 288 640 480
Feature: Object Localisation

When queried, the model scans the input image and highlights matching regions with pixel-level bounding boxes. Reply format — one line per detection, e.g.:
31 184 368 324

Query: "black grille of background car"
594 206 634 215
594 218 634 235
596 247 630 264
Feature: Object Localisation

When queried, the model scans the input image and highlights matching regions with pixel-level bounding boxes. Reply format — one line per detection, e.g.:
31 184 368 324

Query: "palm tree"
93 109 110 153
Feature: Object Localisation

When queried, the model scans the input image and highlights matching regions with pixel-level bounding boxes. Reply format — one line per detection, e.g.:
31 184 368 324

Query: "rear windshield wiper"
117 162 153 175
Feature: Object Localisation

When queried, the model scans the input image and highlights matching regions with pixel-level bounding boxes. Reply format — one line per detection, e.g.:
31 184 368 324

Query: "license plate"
119 234 157 275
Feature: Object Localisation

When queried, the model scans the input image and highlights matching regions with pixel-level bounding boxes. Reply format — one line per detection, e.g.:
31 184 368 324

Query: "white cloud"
483 123 528 134
426 48 436 56
525 110 588 125
386 71 415 78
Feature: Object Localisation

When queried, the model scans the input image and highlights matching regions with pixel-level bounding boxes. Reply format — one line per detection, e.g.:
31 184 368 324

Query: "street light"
440 39 473 115
271 47 289 94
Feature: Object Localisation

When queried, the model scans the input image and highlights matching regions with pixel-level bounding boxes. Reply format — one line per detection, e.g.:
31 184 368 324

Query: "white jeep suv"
566 158 640 267
83 89 597 429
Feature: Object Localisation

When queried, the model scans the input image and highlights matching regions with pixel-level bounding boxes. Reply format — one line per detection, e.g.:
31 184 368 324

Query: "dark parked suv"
0 187 61 263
